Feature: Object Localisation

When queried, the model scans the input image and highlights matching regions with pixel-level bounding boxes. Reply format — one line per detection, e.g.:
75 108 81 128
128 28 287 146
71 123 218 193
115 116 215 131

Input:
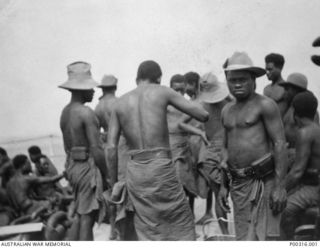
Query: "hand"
217 186 231 213
270 186 287 214
201 132 209 146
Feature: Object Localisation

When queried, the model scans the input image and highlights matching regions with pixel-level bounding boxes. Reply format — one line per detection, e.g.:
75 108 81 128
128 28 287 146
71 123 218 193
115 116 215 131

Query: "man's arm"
106 109 121 187
285 128 311 191
84 109 108 182
261 97 288 213
178 122 208 145
166 87 209 122
31 174 64 185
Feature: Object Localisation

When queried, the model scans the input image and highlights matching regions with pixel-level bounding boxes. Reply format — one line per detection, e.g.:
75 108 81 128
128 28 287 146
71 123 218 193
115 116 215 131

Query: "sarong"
197 140 223 198
65 153 106 223
169 132 198 196
126 147 196 240
230 173 280 240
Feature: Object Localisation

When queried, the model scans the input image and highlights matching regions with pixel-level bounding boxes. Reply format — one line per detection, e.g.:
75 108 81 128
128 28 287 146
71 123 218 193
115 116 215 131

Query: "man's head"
184 72 200 98
136 60 162 84
13 154 32 174
0 147 8 165
28 145 42 163
292 91 318 125
98 75 118 94
265 53 285 82
36 155 50 175
226 70 256 101
170 74 185 95
280 73 308 104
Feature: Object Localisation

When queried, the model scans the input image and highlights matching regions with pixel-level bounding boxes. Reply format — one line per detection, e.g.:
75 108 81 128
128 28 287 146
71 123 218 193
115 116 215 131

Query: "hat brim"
278 81 307 91
224 65 266 78
58 78 98 90
97 83 117 88
198 86 229 104
311 55 320 66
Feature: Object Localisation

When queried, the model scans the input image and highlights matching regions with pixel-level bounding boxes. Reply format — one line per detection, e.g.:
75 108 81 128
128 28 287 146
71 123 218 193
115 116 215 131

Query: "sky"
0 0 319 141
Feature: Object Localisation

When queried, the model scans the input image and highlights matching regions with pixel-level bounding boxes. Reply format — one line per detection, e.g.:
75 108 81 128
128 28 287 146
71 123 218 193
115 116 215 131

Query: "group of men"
56 50 320 241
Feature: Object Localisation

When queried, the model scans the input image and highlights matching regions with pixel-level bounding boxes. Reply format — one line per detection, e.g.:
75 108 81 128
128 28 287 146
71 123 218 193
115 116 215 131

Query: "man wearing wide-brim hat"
218 52 288 240
194 72 231 234
59 61 108 240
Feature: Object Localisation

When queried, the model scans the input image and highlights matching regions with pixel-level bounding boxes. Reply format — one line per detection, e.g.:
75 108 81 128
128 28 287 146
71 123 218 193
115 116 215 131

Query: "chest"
224 105 260 130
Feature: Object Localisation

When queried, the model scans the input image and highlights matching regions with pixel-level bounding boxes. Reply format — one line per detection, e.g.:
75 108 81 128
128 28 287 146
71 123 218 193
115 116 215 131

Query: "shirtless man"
263 53 288 117
106 60 208 240
167 74 207 213
218 52 287 240
59 61 107 240
281 92 320 240
6 154 64 215
195 72 230 234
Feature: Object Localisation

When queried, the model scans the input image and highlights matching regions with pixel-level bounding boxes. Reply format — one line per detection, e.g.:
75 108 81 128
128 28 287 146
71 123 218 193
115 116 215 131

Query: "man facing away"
281 92 320 240
195 72 230 234
218 52 288 241
59 61 108 240
106 60 209 241
263 53 288 117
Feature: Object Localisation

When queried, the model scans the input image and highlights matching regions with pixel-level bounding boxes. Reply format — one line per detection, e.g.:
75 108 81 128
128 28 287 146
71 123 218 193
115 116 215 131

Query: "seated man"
281 92 320 240
6 154 64 216
28 146 59 176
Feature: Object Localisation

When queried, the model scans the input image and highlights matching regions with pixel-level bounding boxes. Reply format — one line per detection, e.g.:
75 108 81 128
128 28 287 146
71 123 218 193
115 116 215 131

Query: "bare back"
95 96 118 132
113 84 208 150
264 83 288 117
60 102 98 152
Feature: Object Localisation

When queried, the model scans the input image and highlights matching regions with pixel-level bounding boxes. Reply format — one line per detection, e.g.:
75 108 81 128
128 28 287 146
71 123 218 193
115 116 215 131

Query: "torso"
222 94 271 168
115 84 172 150
264 83 288 117
60 102 95 152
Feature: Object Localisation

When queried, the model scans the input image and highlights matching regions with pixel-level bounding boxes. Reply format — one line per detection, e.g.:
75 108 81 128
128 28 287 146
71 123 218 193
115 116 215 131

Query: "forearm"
273 141 288 188
178 122 204 136
105 145 118 187
91 147 108 180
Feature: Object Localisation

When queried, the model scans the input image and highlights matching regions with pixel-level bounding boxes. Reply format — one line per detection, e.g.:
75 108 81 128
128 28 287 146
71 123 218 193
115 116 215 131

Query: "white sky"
0 0 319 141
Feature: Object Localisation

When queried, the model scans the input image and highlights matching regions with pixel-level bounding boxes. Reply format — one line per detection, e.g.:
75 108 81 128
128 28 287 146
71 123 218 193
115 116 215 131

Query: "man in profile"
106 60 209 240
59 61 108 240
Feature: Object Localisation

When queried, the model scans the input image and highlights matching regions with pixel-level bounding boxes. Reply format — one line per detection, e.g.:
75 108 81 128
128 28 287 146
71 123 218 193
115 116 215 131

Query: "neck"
235 92 256 104
300 118 314 127
272 75 284 85
70 92 85 104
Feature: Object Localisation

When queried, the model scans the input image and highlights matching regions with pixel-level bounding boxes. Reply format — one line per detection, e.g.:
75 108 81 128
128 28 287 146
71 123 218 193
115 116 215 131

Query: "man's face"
265 62 281 82
226 70 255 100
83 89 94 102
171 82 186 95
185 82 198 98
29 153 39 163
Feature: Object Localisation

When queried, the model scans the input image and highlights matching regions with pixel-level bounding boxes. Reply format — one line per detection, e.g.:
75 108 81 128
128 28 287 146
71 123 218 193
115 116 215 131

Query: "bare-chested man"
59 61 107 240
195 72 230 234
264 53 288 117
280 92 320 240
218 52 288 241
106 60 208 240
6 154 64 216
167 74 207 213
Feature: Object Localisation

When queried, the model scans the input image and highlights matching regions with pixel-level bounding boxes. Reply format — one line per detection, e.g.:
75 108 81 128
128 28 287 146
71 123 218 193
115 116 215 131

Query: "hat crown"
200 72 220 91
287 73 308 89
100 75 118 87
228 52 254 67
67 61 92 81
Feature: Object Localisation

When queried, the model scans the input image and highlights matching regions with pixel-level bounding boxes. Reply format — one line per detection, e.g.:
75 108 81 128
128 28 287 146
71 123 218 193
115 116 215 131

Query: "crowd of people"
0 49 319 241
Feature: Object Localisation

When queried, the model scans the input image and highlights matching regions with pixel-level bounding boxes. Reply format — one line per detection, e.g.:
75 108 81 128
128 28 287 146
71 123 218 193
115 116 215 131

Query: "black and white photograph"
0 0 319 244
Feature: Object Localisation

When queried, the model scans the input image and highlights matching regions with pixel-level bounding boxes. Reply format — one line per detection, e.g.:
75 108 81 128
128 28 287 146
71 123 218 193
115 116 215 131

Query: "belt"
129 149 171 161
228 153 274 180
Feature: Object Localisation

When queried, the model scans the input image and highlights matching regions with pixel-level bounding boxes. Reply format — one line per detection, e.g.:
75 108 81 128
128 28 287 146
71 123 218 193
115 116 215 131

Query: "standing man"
263 53 288 117
59 61 107 240
95 75 118 143
195 72 230 235
218 52 288 240
106 60 209 240
281 92 320 240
